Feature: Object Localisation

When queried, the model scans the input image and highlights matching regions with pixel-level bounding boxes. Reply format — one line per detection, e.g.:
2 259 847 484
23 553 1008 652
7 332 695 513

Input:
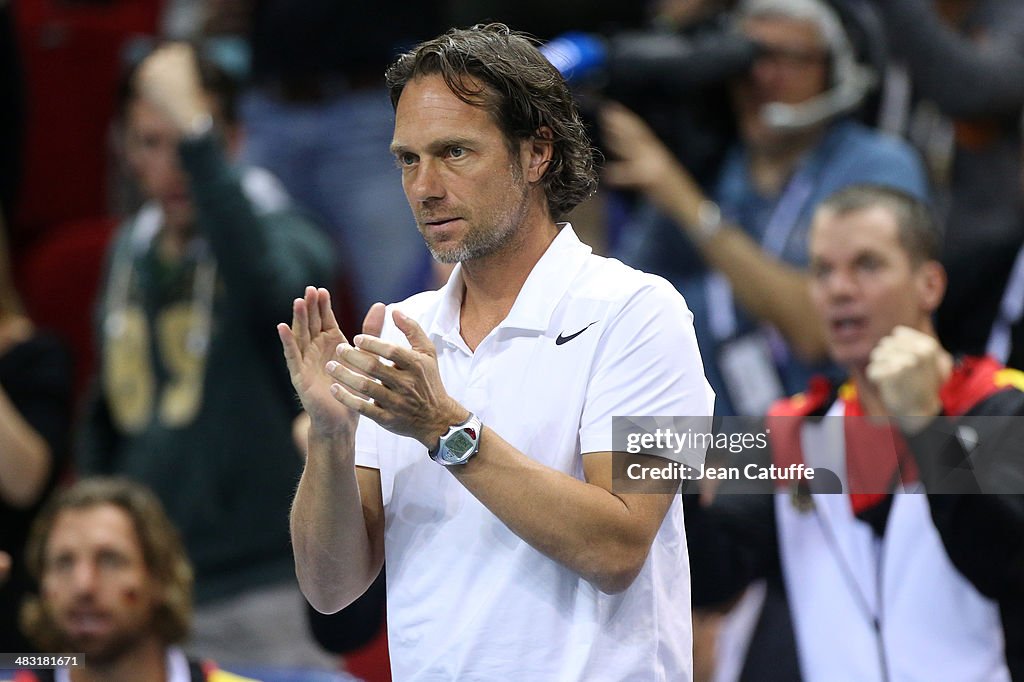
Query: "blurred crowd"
0 0 1022 680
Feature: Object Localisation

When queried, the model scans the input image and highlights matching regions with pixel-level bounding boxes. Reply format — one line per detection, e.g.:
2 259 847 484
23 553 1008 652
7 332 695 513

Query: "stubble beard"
63 624 148 667
52 600 155 667
422 168 532 265
426 208 523 265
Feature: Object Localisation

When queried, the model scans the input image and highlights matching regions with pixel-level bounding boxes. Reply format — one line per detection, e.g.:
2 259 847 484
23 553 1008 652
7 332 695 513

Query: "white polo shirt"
355 225 713 681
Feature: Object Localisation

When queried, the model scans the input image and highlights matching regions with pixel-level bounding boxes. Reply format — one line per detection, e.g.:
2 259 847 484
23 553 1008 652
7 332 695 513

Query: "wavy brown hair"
386 23 598 220
20 477 194 650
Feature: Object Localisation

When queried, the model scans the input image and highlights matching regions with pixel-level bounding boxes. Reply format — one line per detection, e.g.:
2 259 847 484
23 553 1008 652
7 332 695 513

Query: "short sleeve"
354 415 381 469
579 278 714 454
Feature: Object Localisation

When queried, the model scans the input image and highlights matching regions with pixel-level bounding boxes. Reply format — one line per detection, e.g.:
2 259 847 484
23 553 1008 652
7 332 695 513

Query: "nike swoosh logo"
556 321 599 345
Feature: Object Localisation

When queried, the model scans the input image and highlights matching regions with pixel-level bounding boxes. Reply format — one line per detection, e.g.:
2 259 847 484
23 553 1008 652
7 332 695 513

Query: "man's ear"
524 126 554 183
916 259 947 314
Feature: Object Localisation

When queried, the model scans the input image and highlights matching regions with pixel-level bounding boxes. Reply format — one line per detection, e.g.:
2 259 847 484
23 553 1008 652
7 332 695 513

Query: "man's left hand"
326 309 468 449
866 326 953 425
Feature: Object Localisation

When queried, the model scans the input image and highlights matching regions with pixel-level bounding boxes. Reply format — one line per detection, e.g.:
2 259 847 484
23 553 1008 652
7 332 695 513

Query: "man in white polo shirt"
278 24 713 681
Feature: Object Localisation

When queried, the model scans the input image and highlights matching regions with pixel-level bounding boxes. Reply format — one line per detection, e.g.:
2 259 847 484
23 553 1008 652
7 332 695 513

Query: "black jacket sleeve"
685 490 779 609
904 387 1024 680
903 388 1024 601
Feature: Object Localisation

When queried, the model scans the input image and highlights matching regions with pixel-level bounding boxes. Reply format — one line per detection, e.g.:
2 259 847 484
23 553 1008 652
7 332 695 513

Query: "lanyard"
986 240 1024 362
103 204 218 359
707 160 818 341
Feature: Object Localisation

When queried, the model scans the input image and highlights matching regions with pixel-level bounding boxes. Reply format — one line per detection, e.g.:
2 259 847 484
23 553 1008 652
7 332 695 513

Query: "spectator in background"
77 43 335 667
240 0 446 314
16 477 258 682
686 185 1024 680
599 0 927 415
867 0 1024 366
0 212 72 652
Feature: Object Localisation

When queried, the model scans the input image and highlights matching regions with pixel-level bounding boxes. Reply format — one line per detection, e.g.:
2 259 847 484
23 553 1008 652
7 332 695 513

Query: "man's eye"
858 257 881 272
395 152 419 166
448 146 465 159
97 552 128 569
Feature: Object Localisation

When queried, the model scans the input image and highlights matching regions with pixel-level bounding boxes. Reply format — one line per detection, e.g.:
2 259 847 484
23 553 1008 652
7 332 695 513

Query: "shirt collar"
425 263 466 344
503 223 591 331
425 223 592 342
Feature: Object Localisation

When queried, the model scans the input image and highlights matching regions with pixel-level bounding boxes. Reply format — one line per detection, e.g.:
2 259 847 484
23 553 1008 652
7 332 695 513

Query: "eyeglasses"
755 45 829 70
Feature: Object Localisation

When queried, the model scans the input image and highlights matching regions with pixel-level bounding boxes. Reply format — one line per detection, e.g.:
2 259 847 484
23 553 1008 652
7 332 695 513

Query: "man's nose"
750 57 785 91
825 268 859 302
407 158 446 204
153 146 186 187
69 561 99 595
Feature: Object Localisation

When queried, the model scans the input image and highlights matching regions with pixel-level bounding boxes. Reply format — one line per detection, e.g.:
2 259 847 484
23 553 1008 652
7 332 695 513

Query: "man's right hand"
278 287 362 436
867 325 952 419
135 42 211 135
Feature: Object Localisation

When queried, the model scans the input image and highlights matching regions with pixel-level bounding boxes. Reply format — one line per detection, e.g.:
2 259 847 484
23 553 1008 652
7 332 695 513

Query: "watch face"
443 430 475 461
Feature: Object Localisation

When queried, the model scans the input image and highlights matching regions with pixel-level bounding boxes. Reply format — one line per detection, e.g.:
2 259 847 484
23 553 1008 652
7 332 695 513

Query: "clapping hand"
278 287 381 438
325 309 467 450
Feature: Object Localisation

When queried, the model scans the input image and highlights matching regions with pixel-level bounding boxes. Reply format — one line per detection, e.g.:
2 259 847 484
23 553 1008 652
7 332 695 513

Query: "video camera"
540 0 885 185
541 15 754 185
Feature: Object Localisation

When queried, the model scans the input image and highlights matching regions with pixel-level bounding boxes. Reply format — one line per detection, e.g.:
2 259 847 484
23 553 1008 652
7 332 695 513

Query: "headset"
740 0 886 131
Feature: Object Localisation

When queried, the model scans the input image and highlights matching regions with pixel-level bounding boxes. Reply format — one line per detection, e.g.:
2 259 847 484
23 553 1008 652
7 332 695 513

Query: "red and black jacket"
685 357 1024 681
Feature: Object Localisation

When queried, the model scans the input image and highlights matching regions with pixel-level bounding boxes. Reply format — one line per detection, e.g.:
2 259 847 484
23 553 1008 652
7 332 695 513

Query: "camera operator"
599 0 928 416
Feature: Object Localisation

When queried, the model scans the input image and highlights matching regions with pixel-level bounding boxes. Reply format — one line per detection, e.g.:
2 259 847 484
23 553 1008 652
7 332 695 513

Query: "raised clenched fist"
866 325 952 420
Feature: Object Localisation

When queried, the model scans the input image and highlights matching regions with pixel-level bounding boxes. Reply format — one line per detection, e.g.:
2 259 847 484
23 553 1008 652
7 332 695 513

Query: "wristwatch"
183 112 214 141
693 199 724 243
428 413 483 466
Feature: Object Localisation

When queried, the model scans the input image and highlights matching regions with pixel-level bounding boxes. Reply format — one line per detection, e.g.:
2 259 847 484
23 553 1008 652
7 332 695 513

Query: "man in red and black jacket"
686 184 1024 681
